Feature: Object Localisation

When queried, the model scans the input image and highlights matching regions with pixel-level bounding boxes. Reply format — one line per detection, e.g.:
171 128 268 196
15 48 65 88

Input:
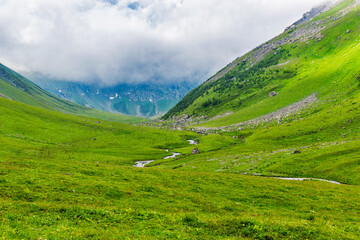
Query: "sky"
0 0 334 86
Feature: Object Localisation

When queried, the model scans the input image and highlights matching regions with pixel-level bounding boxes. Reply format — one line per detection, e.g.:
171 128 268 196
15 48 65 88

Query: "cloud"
0 0 333 86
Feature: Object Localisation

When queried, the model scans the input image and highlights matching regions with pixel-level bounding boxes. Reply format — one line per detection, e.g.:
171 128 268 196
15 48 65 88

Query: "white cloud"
0 0 333 85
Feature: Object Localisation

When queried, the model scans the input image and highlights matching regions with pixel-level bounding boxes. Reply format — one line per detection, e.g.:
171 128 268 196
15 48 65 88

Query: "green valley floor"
0 97 359 239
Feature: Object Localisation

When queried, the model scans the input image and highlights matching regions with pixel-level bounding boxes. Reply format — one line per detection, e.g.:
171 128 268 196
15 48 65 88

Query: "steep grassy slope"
153 0 360 186
0 97 359 239
0 63 143 123
164 0 360 125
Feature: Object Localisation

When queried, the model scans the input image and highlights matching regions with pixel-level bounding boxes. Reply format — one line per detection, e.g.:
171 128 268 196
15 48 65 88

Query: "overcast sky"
0 0 333 86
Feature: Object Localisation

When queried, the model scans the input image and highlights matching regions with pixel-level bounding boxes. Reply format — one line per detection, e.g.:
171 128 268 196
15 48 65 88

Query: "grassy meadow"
0 92 359 239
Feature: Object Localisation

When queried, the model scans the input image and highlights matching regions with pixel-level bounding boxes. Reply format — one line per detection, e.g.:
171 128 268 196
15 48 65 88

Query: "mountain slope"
0 63 143 123
164 0 360 126
150 0 360 183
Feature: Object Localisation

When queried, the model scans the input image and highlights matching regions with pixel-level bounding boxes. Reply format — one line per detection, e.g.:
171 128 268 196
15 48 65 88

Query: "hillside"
151 0 360 184
164 0 360 127
0 63 143 123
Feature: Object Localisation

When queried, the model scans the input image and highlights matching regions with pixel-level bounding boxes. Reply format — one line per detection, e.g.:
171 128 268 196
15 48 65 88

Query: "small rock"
269 91 278 97
192 148 200 155
61 173 73 176
173 164 185 169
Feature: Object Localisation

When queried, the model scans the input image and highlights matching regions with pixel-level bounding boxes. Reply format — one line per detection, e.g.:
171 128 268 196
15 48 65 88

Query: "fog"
0 0 335 85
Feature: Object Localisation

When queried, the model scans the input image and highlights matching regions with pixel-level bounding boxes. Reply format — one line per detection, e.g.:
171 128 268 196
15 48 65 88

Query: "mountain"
164 0 359 126
154 0 360 184
0 63 144 123
31 78 196 118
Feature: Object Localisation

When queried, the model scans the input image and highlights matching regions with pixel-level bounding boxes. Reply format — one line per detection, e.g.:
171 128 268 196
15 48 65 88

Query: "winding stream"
133 140 345 185
272 177 342 185
133 160 154 168
187 140 198 145
133 139 197 167
164 152 181 159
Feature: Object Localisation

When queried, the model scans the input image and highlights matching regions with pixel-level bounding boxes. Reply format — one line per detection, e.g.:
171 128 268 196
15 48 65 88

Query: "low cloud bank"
0 0 332 85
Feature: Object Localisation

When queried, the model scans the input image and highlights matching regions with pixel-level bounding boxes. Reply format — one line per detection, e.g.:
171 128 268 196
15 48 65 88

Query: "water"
273 177 341 185
133 160 154 168
187 140 197 145
134 139 194 167
164 152 181 159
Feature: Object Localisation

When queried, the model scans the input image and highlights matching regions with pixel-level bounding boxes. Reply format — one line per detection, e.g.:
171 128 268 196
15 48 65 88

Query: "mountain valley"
0 0 359 239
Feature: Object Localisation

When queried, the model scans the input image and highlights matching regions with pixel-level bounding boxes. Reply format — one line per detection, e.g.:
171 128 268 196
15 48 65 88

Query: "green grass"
1 156 359 239
0 89 359 239
0 168 360 239
0 95 359 239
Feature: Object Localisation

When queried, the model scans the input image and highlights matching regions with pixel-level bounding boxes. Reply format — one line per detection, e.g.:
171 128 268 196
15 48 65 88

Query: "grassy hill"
156 0 360 185
1 0 360 239
164 0 360 124
0 63 144 123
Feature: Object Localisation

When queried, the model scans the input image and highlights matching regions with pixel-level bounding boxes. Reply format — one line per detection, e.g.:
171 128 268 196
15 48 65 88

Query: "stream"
133 160 154 168
133 139 197 167
187 140 198 145
163 152 181 159
133 141 345 185
271 177 342 185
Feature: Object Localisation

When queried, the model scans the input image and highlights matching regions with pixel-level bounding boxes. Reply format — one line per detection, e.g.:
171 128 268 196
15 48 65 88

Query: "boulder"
192 148 200 155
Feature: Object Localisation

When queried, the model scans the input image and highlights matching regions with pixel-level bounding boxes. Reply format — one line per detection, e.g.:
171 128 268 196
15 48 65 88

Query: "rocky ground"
194 93 318 132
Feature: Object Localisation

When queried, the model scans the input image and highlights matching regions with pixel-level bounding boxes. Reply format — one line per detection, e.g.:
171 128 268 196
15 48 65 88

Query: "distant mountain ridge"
32 79 196 117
